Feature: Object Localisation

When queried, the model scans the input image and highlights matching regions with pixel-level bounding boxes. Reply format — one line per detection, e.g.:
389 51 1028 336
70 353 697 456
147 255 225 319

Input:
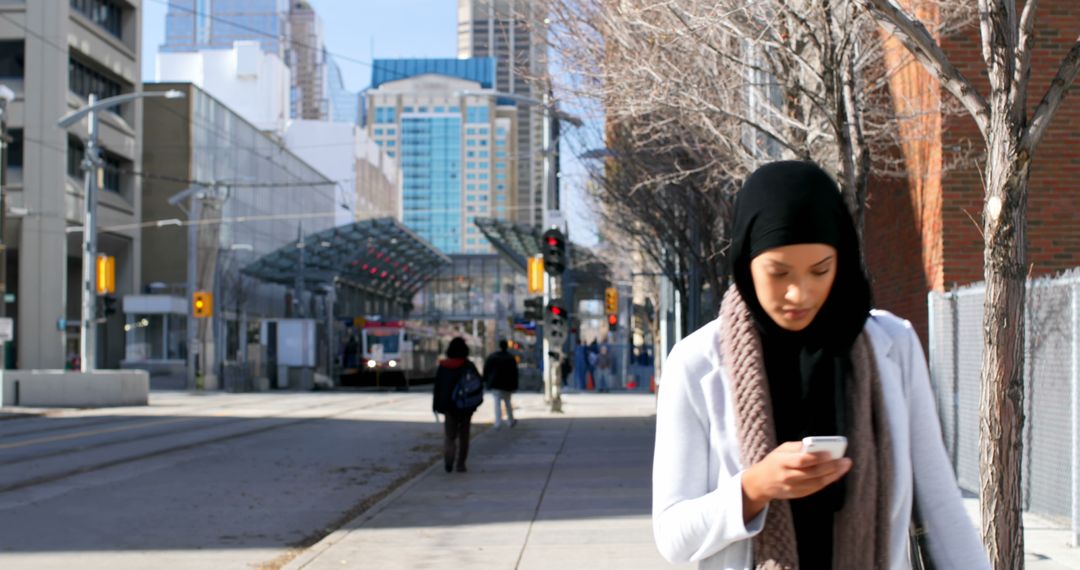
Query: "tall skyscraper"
457 0 549 227
366 59 518 254
162 0 289 57
327 56 359 125
287 0 328 120
161 0 357 125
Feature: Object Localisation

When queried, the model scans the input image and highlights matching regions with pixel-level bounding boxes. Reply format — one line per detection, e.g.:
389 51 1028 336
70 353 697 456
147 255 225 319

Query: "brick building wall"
865 0 1080 344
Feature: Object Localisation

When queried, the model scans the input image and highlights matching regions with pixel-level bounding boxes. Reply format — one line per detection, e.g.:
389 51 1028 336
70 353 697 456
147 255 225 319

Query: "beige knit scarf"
719 287 893 570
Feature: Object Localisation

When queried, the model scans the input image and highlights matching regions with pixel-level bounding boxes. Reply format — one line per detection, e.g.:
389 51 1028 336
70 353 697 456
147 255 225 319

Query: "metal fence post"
950 288 960 471
1071 282 1079 546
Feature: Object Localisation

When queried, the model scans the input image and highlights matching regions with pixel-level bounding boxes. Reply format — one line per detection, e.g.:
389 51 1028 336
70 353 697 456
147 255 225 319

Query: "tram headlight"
367 359 377 369
388 360 398 368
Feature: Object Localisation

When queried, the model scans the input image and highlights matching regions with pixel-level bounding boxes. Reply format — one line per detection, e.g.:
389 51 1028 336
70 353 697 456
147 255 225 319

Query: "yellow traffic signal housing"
192 291 213 318
605 287 618 315
527 255 545 294
96 255 116 295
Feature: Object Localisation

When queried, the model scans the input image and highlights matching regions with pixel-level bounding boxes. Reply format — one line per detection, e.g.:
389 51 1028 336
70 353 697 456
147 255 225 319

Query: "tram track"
0 397 345 467
0 395 408 496
0 394 315 441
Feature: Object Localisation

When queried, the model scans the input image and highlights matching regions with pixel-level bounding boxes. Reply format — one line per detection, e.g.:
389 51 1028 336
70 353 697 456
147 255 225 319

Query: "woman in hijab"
651 161 988 569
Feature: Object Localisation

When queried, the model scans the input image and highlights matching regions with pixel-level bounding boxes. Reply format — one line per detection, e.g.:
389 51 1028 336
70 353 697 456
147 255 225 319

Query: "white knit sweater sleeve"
899 321 991 569
652 339 768 564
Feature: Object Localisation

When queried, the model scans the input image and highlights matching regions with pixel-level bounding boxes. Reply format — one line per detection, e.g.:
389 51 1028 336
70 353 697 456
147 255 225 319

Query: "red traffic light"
546 236 559 247
608 314 618 326
549 305 564 316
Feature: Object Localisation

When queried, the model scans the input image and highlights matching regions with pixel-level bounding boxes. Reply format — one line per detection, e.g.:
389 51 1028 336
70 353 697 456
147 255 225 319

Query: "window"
69 58 123 112
374 106 397 124
374 128 383 135
0 41 24 78
466 128 476 135
6 129 21 169
71 0 124 40
466 162 476 169
466 106 489 123
479 151 489 158
479 162 488 169
478 128 489 135
403 106 414 113
479 184 489 191
434 106 445 113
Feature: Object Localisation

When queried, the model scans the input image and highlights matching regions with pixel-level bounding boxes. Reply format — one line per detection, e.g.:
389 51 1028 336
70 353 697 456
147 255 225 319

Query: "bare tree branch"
855 0 991 138
1024 37 1080 150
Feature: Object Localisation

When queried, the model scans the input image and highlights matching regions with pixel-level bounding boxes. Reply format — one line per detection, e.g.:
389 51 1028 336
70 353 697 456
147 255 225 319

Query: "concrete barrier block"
0 370 149 408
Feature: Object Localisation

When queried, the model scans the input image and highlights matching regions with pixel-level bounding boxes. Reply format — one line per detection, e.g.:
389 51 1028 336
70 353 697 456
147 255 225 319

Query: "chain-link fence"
928 270 1080 543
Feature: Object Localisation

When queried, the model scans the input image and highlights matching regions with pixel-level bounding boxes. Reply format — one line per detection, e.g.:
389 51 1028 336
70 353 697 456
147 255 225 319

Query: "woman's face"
749 243 838 331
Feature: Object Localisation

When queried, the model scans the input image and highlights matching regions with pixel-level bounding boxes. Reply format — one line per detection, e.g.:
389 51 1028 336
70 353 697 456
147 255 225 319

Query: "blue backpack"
452 368 484 412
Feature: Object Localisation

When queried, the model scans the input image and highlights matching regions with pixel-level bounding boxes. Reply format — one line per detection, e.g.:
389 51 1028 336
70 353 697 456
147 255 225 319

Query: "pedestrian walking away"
433 337 483 473
573 339 588 390
483 339 519 428
652 161 990 569
594 343 613 392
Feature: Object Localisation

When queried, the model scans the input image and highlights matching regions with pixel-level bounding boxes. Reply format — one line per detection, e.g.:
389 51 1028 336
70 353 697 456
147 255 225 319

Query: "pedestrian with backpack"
433 337 483 473
483 339 519 428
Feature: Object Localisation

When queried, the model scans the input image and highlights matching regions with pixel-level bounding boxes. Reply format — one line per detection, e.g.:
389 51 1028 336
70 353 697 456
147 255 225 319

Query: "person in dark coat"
482 339 519 428
433 337 482 472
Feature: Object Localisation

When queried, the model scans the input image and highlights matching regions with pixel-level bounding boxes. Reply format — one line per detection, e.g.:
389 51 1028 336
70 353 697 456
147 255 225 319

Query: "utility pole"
0 85 13 370
78 94 102 372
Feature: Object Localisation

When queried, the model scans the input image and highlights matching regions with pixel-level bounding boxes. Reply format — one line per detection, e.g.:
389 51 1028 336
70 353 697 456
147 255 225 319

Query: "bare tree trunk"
979 128 1031 569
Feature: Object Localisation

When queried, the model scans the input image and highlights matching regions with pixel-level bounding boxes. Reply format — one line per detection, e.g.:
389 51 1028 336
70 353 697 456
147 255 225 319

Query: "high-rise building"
457 0 548 227
366 59 518 254
161 0 356 126
162 0 289 57
0 0 143 369
327 56 358 125
287 0 327 120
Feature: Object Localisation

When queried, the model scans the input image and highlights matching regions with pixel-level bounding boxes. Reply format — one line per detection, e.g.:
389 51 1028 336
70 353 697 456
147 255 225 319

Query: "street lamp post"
58 89 184 372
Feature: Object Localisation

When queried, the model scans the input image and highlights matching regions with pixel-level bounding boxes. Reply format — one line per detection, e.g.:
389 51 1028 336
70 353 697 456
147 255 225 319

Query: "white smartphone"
801 436 848 460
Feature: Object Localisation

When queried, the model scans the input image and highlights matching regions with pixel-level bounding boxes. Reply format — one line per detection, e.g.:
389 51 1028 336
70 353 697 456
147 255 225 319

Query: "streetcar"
338 321 441 389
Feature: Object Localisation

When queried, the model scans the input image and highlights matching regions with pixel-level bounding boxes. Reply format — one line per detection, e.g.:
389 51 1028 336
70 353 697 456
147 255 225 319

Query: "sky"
141 0 598 246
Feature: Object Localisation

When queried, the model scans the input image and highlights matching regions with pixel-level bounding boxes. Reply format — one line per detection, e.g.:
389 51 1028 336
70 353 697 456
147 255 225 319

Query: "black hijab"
729 160 872 566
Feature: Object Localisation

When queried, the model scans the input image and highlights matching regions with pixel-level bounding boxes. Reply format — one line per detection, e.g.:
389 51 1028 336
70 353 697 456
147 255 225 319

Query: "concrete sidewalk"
285 392 674 570
285 391 1080 570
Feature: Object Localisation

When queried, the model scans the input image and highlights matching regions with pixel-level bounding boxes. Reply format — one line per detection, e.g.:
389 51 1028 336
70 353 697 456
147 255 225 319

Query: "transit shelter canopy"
243 218 451 302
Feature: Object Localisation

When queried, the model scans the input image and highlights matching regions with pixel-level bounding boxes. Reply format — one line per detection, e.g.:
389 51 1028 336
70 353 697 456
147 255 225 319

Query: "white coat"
652 310 990 569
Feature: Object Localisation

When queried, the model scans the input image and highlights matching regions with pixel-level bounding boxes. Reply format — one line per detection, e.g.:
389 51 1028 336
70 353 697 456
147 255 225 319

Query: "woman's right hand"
740 441 853 522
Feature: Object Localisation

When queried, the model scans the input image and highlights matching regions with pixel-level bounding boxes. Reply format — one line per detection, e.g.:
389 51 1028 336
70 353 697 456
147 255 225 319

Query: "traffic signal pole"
187 191 201 390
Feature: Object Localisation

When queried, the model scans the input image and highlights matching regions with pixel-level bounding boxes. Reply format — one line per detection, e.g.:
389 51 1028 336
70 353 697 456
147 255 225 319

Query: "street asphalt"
2 389 1078 569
